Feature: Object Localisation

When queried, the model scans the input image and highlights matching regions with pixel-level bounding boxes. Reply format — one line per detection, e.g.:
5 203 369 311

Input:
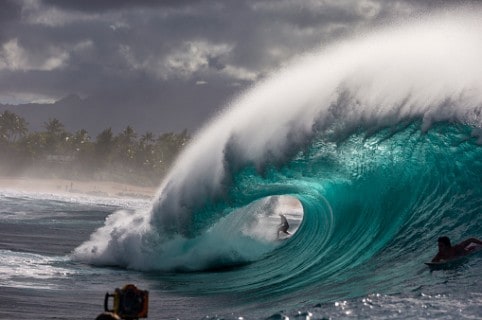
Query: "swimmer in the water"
277 214 291 239
431 236 482 263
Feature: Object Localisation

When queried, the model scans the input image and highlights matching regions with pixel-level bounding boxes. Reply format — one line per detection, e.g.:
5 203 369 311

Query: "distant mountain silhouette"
0 94 102 134
0 82 241 136
0 92 170 136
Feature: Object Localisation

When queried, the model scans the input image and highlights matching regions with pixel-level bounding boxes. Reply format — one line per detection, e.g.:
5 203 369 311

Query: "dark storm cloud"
0 0 476 134
0 0 22 42
0 0 21 23
42 0 206 12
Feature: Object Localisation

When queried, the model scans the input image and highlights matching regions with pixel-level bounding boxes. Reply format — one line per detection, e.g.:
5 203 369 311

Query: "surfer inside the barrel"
277 214 291 239
431 236 482 263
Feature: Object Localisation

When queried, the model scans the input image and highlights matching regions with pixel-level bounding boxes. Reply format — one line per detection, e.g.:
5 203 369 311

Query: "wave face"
73 9 482 301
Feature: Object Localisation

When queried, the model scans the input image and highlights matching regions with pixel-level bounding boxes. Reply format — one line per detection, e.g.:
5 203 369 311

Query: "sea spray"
149 11 482 237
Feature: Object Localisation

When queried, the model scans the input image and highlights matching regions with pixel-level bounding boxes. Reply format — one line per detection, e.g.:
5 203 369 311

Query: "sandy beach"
0 176 157 199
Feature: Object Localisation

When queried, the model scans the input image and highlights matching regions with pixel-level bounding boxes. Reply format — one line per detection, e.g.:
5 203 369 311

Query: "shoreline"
0 177 157 200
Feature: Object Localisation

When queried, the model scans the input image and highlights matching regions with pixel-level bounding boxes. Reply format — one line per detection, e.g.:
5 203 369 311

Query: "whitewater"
2 9 482 319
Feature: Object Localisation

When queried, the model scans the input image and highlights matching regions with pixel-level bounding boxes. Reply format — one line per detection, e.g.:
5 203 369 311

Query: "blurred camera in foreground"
98 284 149 320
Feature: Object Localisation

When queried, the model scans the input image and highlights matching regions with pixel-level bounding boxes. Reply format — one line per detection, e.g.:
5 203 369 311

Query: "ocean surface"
2 10 482 320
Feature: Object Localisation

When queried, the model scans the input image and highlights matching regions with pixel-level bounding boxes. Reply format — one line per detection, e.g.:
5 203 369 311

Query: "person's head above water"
438 236 451 248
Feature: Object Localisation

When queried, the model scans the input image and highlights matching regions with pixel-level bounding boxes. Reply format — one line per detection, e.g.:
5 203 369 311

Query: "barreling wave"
73 8 482 300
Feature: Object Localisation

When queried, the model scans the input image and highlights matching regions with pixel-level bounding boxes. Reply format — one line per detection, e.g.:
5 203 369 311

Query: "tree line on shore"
0 110 190 186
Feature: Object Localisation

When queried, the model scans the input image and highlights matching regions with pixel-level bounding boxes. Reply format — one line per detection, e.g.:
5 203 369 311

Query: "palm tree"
95 128 114 162
154 130 190 169
0 110 29 143
140 132 154 147
43 118 67 153
44 118 65 137
72 129 90 147
115 126 137 163
117 126 136 145
19 131 46 160
138 131 155 168
70 129 91 156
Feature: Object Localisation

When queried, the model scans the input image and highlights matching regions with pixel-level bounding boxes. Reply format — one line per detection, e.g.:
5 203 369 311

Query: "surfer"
431 236 482 263
277 214 291 239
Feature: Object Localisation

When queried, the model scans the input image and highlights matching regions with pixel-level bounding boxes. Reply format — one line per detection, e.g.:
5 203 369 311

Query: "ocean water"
2 10 482 320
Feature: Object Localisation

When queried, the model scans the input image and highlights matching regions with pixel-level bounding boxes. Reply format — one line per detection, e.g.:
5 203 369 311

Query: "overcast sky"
0 0 470 134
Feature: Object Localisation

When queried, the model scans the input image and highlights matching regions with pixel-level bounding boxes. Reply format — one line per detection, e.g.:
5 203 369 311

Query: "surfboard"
425 244 482 270
276 234 292 241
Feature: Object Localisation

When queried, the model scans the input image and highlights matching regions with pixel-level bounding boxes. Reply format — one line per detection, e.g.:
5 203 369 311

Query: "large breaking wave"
73 9 482 300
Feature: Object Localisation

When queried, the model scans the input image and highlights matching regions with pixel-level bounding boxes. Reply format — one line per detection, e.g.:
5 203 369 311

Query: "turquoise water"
1 182 481 319
3 10 482 319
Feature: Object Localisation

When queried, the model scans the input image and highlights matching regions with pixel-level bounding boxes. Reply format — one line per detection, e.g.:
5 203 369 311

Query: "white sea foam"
0 249 74 289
